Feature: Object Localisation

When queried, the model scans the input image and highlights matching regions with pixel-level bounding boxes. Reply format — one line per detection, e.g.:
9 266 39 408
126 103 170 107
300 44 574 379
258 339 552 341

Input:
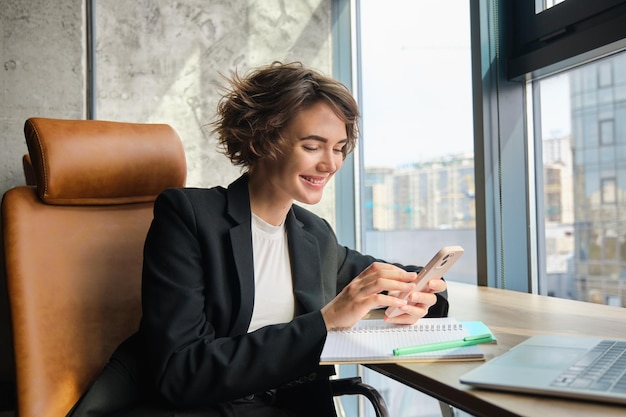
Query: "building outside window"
537 51 626 305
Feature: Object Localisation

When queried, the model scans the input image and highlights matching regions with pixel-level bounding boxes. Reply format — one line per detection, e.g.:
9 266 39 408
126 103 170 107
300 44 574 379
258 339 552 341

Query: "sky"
359 0 474 168
539 73 571 139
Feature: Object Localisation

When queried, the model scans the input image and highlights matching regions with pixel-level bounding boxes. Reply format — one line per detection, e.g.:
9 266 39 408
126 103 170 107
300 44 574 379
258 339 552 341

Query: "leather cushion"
24 117 187 205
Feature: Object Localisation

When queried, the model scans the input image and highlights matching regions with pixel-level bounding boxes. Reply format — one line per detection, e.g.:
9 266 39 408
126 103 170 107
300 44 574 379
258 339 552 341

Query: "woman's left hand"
383 278 447 325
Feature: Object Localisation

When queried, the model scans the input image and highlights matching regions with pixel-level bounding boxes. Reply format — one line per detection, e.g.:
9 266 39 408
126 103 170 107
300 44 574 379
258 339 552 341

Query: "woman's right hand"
320 262 417 331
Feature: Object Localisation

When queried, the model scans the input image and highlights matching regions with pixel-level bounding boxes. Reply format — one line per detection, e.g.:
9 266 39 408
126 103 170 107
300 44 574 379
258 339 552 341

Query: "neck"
248 175 292 226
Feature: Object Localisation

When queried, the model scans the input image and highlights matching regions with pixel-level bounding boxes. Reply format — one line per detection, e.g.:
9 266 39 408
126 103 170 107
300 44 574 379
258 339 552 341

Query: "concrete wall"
95 0 333 192
1 0 335 409
1 0 86 194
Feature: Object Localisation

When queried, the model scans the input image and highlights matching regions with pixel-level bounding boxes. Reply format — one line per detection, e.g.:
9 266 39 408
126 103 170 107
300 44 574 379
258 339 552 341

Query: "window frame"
601 177 618 205
509 0 626 81
471 0 626 294
599 118 615 146
332 0 360 250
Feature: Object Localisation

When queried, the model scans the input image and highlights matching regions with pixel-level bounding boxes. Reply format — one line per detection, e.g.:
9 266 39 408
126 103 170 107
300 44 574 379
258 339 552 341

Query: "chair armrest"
330 377 390 417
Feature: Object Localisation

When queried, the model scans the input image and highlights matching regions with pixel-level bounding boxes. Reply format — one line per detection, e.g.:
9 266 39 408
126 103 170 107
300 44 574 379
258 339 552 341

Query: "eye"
303 144 318 151
334 142 348 154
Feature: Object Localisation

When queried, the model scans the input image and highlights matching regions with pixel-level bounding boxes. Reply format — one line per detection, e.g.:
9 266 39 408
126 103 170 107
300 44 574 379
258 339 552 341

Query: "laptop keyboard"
551 340 626 394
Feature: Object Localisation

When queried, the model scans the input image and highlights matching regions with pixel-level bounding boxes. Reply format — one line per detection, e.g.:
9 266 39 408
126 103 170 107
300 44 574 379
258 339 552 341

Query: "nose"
319 149 341 173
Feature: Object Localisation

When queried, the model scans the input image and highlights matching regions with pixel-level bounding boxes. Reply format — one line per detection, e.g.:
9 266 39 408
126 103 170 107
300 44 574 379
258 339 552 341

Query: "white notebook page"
321 317 485 363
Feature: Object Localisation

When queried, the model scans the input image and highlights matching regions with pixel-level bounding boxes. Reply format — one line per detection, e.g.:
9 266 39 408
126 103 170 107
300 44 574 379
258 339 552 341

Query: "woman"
70 62 448 417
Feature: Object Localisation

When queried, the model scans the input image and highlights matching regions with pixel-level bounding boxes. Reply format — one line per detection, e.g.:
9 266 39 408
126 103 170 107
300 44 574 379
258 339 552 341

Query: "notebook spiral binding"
334 322 463 334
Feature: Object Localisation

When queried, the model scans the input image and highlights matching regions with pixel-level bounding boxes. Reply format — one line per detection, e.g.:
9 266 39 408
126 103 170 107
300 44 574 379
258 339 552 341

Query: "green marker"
393 333 494 356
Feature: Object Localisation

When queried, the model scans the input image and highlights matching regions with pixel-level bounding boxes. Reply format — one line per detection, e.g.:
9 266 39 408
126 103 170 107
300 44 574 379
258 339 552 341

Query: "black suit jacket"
69 174 449 416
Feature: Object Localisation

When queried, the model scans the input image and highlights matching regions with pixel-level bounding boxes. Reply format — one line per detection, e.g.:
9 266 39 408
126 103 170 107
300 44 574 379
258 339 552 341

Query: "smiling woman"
69 61 450 417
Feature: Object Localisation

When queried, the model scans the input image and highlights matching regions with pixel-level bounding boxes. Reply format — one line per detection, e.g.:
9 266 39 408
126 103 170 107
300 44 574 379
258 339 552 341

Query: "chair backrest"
1 117 186 417
22 154 35 186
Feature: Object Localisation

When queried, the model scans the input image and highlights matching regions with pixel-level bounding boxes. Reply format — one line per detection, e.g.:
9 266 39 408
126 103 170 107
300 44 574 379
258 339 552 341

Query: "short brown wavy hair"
211 61 359 169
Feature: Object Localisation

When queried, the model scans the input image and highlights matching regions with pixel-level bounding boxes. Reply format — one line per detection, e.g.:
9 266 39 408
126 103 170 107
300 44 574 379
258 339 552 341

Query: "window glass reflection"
536 0 568 13
537 52 626 306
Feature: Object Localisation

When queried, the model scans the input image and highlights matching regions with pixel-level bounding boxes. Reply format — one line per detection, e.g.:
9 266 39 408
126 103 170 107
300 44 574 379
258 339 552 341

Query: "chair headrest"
24 117 187 205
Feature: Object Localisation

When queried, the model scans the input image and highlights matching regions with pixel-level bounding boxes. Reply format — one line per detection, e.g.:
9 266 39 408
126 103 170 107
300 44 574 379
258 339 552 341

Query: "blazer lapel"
226 175 255 335
286 210 325 313
225 175 325 331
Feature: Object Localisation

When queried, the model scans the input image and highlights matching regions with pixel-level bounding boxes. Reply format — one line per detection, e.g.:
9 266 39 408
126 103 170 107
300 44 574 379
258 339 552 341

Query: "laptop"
459 335 626 405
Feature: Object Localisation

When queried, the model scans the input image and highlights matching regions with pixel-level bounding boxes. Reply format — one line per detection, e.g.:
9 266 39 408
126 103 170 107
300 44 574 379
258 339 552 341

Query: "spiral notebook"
320 317 491 364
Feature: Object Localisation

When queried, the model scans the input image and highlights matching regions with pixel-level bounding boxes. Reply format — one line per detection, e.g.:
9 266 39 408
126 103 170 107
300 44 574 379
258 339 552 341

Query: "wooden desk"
367 281 626 417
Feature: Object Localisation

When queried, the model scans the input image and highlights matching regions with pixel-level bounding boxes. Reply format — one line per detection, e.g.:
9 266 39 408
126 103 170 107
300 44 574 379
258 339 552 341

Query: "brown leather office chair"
3 117 389 417
2 117 187 417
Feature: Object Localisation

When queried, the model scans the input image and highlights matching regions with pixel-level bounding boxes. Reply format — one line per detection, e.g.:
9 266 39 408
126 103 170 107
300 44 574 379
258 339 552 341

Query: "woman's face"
256 101 348 206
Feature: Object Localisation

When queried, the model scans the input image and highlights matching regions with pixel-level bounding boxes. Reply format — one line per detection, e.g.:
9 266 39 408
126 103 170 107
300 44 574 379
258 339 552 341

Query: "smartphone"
385 245 464 318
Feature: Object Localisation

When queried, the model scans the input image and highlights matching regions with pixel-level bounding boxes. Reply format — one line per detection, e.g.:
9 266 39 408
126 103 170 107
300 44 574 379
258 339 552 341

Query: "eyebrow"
300 135 348 145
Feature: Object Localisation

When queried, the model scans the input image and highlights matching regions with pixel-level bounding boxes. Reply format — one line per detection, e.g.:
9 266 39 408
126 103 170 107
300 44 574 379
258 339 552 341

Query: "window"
341 0 626 413
355 1 475 416
601 177 617 205
535 51 626 304
598 61 614 87
599 119 615 145
357 0 475 286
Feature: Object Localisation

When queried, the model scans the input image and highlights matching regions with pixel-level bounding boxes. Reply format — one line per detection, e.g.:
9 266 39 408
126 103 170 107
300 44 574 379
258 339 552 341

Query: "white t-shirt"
248 213 295 332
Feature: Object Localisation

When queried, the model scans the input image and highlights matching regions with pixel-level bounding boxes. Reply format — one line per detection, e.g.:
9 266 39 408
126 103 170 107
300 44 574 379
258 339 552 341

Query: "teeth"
303 176 325 184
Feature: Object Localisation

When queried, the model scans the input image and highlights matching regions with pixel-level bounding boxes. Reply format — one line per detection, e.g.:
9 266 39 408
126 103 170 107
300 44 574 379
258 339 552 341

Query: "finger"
368 261 408 272
373 268 418 283
370 279 416 298
354 271 417 296
355 263 411 285
427 278 447 293
386 289 401 298
383 305 428 324
407 291 437 308
373 292 413 309
366 263 419 281
384 314 417 325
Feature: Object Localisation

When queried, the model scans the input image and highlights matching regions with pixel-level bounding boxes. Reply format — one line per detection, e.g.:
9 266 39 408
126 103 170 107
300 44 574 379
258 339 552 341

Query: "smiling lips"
301 175 327 187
